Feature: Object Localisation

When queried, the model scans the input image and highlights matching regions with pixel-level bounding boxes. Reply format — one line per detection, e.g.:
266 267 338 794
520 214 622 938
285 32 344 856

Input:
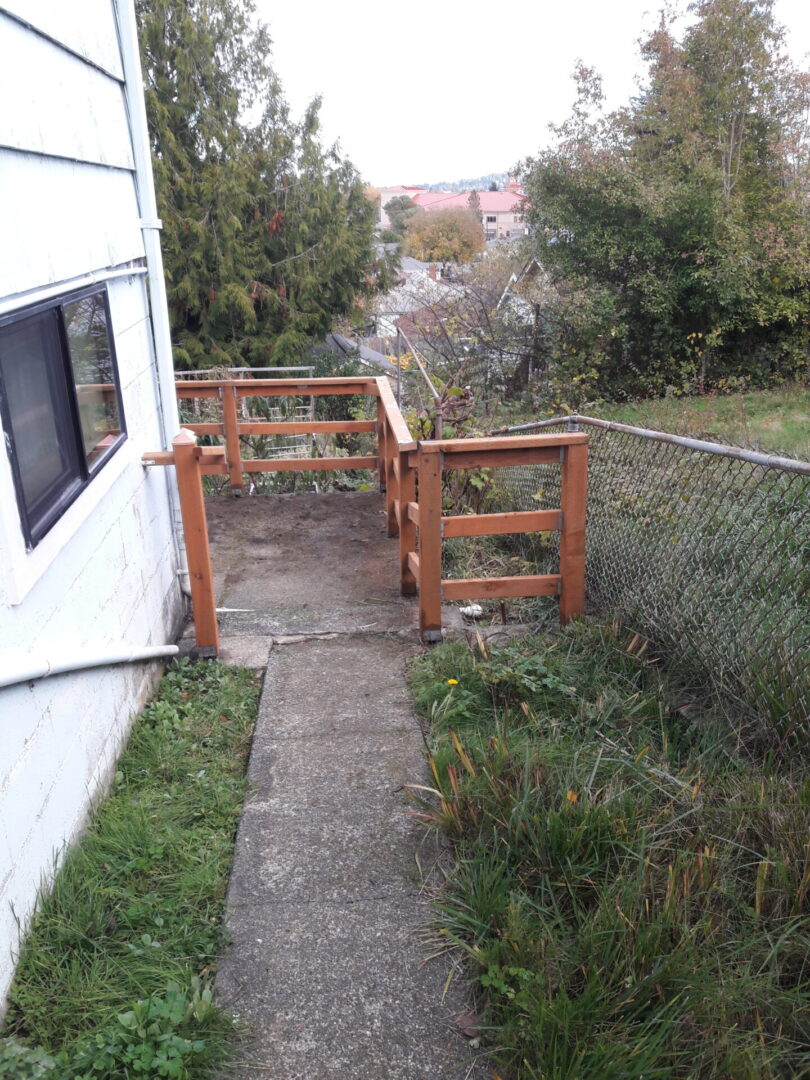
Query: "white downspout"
115 0 190 596
0 646 180 691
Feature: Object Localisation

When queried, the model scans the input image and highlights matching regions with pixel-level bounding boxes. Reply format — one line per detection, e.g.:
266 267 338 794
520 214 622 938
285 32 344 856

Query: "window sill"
0 438 133 606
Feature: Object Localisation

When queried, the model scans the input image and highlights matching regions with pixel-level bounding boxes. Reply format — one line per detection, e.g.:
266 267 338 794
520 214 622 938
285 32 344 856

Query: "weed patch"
410 625 810 1078
0 659 260 1079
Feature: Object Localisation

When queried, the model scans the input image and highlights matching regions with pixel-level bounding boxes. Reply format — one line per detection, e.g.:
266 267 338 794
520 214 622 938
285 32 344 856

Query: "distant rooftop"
411 189 524 212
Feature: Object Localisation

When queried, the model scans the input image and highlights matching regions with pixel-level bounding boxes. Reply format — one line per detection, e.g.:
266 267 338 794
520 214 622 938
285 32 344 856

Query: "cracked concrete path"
210 493 484 1079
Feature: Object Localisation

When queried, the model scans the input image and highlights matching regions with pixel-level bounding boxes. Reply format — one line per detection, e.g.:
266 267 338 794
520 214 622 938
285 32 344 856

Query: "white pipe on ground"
0 646 180 691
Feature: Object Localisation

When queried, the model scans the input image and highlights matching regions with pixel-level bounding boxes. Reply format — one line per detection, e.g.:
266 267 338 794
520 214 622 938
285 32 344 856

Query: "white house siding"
1 0 124 78
0 4 183 1006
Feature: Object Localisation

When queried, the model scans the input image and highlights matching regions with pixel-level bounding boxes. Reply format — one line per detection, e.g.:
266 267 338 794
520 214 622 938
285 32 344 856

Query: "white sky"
254 0 810 187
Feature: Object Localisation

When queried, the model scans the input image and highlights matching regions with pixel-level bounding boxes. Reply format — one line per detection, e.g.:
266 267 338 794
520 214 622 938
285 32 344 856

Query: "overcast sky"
254 0 810 188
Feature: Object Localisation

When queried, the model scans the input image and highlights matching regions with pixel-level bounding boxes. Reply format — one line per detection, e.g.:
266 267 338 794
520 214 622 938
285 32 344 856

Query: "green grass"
0 659 260 1079
596 384 810 460
409 624 810 1079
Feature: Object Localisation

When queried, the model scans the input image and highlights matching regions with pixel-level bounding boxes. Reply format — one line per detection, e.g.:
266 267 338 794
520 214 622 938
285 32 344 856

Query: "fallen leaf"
457 1011 482 1038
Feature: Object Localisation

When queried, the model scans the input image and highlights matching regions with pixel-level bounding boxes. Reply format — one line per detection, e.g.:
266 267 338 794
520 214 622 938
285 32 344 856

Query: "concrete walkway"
210 493 483 1079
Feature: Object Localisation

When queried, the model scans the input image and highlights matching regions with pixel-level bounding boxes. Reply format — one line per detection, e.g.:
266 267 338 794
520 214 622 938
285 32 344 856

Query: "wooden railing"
175 376 379 493
403 434 587 641
143 377 587 653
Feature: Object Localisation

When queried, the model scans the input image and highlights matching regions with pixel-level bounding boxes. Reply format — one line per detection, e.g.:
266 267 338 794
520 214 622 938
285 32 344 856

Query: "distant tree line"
136 0 395 370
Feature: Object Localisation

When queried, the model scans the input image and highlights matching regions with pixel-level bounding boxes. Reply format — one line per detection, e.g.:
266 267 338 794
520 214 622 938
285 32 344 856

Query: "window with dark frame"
0 285 126 549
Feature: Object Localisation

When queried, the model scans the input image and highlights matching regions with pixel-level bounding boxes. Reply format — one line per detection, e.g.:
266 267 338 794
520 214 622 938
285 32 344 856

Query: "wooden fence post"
385 427 398 537
559 441 588 623
173 430 220 656
418 445 443 642
376 398 387 492
399 449 417 596
221 385 244 494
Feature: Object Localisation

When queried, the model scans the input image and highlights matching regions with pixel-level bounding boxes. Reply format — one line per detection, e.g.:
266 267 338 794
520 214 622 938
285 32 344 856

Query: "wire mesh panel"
493 421 809 738
176 367 316 462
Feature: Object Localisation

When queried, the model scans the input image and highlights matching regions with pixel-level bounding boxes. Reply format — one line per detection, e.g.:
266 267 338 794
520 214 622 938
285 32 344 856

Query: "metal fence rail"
493 415 809 738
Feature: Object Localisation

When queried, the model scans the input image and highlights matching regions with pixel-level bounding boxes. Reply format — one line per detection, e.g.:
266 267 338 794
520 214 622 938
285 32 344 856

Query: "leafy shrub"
0 1038 56 1078
68 982 215 1080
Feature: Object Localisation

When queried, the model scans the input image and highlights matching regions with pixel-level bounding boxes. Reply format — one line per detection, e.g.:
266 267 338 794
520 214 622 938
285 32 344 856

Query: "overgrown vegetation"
397 2 810 413
597 383 810 460
519 0 810 401
409 625 810 1079
0 660 260 1079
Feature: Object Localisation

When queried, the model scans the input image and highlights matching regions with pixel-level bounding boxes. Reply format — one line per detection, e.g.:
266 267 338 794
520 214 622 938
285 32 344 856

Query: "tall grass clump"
409 624 810 1079
0 659 260 1079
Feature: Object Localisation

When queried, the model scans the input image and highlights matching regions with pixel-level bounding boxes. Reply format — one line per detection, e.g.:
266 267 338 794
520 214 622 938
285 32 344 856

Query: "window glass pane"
0 310 82 538
63 293 123 468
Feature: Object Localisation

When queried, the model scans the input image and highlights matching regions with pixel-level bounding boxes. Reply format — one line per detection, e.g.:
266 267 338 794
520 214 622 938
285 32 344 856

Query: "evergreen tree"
383 196 418 237
136 0 392 369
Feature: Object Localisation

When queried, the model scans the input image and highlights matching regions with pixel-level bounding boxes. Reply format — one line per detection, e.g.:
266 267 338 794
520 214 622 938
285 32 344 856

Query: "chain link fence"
483 416 809 739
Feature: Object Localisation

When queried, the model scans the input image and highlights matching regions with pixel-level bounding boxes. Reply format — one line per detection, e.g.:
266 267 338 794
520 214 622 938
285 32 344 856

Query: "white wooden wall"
0 3 184 1008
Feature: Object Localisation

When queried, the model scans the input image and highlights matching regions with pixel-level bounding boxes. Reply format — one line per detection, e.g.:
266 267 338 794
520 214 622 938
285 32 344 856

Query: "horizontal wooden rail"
376 375 417 451
142 446 226 467
442 575 561 601
442 509 561 538
184 423 225 436
421 433 589 454
242 456 377 473
176 377 379 400
442 446 565 470
183 420 377 437
241 420 376 435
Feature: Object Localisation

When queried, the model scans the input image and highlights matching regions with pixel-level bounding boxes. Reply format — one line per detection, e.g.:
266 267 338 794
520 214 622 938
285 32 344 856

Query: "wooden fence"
143 376 587 653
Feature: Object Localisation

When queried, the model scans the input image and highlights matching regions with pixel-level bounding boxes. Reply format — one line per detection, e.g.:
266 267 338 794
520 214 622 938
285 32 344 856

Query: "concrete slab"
218 897 476 1080
226 794 424 905
217 635 272 669
211 493 486 1079
255 633 420 738
207 493 416 636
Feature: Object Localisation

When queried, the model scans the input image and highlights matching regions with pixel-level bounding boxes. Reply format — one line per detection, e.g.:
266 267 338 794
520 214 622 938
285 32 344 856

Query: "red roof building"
382 186 526 240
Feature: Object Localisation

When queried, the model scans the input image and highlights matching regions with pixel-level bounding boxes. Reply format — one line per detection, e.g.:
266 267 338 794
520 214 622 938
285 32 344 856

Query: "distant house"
496 256 547 320
411 189 526 240
374 259 452 339
0 2 184 1006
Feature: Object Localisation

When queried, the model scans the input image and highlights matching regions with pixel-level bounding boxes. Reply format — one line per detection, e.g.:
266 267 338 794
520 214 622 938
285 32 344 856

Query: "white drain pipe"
115 0 190 596
0 646 179 691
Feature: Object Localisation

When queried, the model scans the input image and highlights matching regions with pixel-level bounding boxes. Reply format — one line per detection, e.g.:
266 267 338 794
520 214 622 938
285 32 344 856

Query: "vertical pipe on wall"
114 0 188 589
115 0 181 446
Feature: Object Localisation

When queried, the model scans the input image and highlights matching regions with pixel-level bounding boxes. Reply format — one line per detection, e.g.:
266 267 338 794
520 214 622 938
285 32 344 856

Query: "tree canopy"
405 208 485 268
520 0 810 399
383 195 418 237
136 0 393 369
